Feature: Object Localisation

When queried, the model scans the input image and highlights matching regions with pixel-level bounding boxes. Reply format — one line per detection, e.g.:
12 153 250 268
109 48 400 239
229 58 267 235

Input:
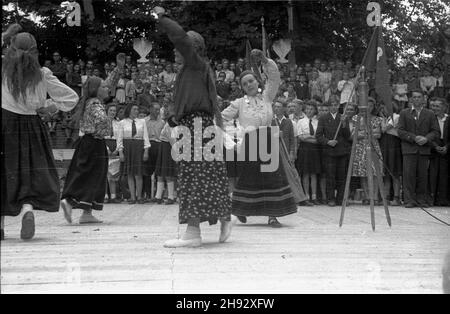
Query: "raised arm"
262 58 281 104
158 16 203 69
43 67 79 112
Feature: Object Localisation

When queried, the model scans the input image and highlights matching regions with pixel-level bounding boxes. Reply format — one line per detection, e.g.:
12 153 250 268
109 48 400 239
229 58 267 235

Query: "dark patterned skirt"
155 141 177 178
296 142 322 175
232 126 298 217
62 134 108 211
122 138 148 176
1 109 60 216
380 133 402 177
177 111 231 225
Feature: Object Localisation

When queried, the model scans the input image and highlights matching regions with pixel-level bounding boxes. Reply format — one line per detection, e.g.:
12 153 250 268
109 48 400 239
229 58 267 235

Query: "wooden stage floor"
1 203 449 294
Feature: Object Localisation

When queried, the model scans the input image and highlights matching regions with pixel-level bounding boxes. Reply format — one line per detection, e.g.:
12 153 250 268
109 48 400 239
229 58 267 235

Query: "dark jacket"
316 112 351 157
273 116 295 155
397 107 441 155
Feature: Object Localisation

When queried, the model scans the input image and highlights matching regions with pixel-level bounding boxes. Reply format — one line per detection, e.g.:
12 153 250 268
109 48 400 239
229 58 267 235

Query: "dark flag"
362 26 392 117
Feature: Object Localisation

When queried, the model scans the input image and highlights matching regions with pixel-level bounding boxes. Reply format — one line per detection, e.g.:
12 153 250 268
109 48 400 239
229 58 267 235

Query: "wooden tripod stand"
339 79 392 231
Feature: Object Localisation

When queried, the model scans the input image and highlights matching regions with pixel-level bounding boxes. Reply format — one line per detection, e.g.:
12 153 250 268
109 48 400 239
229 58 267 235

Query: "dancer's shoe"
219 219 233 243
164 238 202 248
20 211 35 240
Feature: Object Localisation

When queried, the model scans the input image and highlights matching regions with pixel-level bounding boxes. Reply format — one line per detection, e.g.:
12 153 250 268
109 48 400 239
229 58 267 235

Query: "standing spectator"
315 95 351 206
66 63 82 96
296 100 321 205
154 121 177 204
393 75 408 110
234 58 245 78
380 103 403 206
420 68 436 102
337 71 355 113
273 99 296 163
222 59 235 83
294 73 309 100
432 66 445 98
216 71 230 100
318 62 332 102
117 103 150 204
159 63 176 86
283 83 297 103
309 70 322 101
115 72 128 103
228 80 243 101
125 72 138 101
397 90 440 208
104 103 121 203
49 51 67 83
429 97 449 206
144 102 164 201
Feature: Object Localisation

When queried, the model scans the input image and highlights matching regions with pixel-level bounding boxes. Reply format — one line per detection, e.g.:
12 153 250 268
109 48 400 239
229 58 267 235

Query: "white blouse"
221 58 280 132
2 67 79 115
116 118 151 151
296 116 318 136
104 119 121 140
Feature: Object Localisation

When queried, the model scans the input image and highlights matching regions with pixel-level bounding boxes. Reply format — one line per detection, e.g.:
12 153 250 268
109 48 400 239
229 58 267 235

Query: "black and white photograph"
1 0 450 297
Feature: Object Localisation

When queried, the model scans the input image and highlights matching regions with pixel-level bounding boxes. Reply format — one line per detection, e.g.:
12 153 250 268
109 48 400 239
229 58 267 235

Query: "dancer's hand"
151 6 165 19
119 152 125 162
250 49 268 64
143 151 149 162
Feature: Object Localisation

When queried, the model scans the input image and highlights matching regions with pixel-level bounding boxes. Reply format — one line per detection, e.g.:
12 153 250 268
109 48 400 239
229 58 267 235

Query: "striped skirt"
232 127 298 217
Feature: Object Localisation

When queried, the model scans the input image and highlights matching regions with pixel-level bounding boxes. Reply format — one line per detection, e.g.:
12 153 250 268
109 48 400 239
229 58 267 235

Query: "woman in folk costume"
222 49 304 228
61 54 124 224
1 30 79 240
152 6 232 248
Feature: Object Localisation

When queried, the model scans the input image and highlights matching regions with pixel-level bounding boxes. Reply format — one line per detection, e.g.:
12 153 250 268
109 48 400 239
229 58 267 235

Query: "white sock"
155 182 164 199
311 194 317 200
167 182 175 200
104 194 109 199
22 204 33 214
182 225 201 240
111 193 116 199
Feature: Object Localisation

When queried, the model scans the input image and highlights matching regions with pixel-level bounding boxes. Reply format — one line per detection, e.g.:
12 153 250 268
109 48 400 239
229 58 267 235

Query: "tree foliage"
2 0 449 66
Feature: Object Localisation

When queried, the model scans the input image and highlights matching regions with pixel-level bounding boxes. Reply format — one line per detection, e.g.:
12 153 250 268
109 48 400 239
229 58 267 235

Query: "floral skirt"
177 112 231 225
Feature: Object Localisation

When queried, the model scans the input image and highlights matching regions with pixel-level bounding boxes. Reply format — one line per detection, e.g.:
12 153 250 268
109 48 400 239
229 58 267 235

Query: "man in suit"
316 95 351 206
429 97 449 206
398 90 441 208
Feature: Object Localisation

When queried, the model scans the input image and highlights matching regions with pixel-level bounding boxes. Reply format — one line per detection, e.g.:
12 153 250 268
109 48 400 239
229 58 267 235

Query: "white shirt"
331 112 338 120
297 116 318 136
117 118 151 151
2 67 79 115
437 114 448 140
222 59 280 132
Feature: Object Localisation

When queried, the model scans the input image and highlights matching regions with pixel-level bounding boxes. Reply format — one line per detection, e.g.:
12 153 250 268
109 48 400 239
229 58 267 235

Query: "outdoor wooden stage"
1 203 449 294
